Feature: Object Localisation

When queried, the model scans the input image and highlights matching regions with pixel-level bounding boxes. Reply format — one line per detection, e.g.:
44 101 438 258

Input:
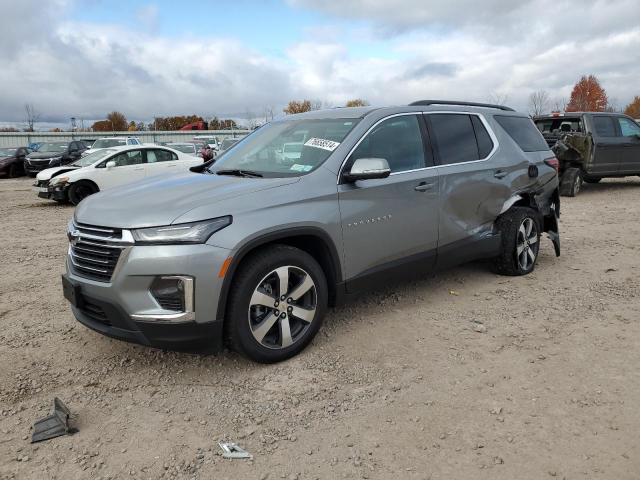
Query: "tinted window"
471 116 494 158
592 116 617 137
350 115 427 173
429 114 479 164
534 117 583 133
109 150 143 167
495 116 549 152
618 117 640 137
147 149 177 163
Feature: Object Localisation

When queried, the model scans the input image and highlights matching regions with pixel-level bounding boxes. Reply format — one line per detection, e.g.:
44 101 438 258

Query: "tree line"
90 112 239 132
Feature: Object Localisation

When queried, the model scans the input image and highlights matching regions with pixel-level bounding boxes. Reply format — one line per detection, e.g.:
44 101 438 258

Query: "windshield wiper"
216 169 263 178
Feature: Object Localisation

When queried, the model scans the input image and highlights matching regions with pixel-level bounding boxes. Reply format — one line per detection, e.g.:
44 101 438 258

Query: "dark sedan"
0 147 31 178
24 140 88 177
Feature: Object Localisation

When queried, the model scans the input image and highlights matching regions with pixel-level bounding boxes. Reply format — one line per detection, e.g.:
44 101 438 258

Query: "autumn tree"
528 90 550 116
127 121 137 131
106 111 128 131
91 120 113 132
154 115 204 130
345 98 369 107
284 100 312 115
623 96 640 118
208 117 237 130
566 75 608 112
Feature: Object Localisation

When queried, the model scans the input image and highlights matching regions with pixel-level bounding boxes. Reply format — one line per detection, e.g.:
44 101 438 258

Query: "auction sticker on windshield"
290 164 313 172
304 138 340 152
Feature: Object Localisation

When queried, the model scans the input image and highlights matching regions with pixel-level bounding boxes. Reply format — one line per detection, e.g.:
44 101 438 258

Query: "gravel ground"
1 176 639 480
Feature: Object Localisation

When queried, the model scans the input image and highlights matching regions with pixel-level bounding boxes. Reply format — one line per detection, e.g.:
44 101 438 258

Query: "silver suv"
63 101 561 363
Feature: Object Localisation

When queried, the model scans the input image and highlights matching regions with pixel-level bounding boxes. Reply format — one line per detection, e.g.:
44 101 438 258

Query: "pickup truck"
534 112 640 196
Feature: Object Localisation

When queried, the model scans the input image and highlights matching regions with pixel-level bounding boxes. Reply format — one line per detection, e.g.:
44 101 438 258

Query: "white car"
34 145 203 205
166 142 200 157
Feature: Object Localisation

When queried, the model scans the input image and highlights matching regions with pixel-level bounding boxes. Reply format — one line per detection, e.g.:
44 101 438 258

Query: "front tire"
493 207 541 276
225 245 328 363
68 181 98 205
8 163 21 178
559 167 582 197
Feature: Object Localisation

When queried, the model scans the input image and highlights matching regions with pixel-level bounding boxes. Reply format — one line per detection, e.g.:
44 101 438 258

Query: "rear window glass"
495 116 549 152
429 114 479 165
534 117 583 133
471 116 494 158
592 116 618 137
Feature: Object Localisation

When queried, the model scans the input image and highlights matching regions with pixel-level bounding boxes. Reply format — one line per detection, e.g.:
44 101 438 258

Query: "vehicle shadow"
579 178 640 197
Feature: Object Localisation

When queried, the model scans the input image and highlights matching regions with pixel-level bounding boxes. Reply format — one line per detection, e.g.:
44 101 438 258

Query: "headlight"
50 176 69 186
131 216 232 245
49 156 62 163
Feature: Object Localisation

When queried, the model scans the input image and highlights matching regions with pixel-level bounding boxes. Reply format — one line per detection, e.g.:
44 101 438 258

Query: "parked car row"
60 100 562 363
34 145 203 205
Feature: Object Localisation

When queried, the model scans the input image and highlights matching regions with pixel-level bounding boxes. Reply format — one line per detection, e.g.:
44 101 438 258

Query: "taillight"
544 156 559 172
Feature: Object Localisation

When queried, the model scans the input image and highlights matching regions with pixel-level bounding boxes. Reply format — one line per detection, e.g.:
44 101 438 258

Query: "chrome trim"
132 275 195 323
130 311 195 323
337 110 501 182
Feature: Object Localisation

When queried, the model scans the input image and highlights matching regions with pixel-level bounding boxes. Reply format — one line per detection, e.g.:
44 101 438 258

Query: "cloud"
0 0 639 125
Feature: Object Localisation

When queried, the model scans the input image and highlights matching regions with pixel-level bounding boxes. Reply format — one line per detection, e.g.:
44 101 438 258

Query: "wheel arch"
215 227 343 321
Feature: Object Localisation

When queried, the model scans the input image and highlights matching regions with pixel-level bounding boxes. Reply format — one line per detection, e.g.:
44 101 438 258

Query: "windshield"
0 148 17 156
211 118 358 177
169 144 196 154
92 139 126 149
71 148 117 167
38 143 68 153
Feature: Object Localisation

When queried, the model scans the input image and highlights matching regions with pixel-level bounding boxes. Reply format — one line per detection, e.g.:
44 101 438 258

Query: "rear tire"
225 245 328 363
68 181 98 205
559 167 582 197
493 207 541 276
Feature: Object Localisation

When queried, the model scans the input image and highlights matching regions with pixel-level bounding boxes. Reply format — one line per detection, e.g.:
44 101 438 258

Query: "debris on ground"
31 397 76 443
218 441 253 459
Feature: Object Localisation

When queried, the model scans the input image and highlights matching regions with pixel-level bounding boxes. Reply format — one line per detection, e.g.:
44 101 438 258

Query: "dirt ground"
1 176 639 480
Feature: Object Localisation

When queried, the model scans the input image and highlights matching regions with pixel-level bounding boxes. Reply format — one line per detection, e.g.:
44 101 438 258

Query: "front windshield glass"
71 148 117 167
38 143 67 153
0 148 17 156
93 139 126 149
169 144 196 154
212 118 359 177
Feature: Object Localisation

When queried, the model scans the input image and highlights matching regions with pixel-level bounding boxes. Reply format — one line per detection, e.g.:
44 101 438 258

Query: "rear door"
589 115 625 175
615 116 640 174
98 149 146 189
145 148 181 176
426 112 510 256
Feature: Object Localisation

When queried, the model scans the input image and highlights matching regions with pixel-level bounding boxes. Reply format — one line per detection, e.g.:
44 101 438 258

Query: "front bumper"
64 242 231 352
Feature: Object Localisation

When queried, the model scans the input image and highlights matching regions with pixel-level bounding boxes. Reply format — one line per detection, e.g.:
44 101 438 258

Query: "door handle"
494 170 508 179
414 182 434 192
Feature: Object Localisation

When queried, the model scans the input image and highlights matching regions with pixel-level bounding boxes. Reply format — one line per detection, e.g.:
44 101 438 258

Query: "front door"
100 149 146 189
615 116 640 174
338 114 440 288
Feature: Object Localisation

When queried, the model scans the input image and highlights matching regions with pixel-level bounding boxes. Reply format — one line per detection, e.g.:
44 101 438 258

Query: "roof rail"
409 100 515 112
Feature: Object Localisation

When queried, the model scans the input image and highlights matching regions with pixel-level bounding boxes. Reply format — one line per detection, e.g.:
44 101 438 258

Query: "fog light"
150 276 194 313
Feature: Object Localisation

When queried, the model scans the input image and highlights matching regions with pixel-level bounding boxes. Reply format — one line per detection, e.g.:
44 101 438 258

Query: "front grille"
69 223 127 282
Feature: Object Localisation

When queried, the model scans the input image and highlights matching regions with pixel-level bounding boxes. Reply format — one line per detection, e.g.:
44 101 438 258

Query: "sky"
1 0 639 128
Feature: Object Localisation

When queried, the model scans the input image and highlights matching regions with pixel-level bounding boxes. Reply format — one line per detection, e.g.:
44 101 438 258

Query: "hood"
28 151 66 160
75 171 300 228
36 166 79 181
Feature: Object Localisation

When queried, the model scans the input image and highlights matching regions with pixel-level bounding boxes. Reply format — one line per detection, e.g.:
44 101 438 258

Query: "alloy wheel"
248 265 317 349
516 217 539 271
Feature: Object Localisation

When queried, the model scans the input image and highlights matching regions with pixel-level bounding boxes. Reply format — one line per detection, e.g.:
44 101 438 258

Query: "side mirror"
343 158 391 182
106 161 116 169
